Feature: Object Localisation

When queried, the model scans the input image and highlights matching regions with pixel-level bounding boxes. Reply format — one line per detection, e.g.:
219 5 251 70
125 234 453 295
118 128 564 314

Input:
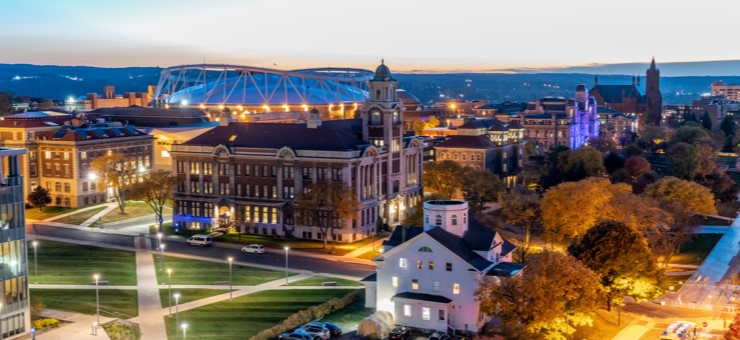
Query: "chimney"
307 108 322 129
104 86 115 99
220 107 233 126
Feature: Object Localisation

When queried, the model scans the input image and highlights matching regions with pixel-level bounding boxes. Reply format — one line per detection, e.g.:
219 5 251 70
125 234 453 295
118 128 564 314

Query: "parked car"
297 324 330 340
661 321 695 339
186 234 212 247
241 244 265 253
278 331 313 340
319 322 342 337
428 332 451 340
389 326 410 340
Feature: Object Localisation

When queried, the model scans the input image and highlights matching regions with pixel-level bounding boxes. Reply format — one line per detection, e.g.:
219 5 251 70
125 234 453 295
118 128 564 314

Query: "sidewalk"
37 309 114 340
135 251 168 340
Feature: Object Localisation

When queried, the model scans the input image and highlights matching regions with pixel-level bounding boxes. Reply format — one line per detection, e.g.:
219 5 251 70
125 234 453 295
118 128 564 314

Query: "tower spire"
650 56 656 70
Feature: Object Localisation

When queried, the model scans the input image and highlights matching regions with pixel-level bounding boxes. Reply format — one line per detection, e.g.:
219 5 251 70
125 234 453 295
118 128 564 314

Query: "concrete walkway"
342 235 387 258
42 203 116 223
135 251 168 340
37 309 114 340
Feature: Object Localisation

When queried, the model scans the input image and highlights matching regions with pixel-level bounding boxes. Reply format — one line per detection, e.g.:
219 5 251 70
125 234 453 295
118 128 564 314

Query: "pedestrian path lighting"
227 256 233 300
157 233 163 255
284 246 290 285
174 292 181 335
93 274 100 326
167 268 173 315
181 322 188 340
160 244 166 270
31 241 38 282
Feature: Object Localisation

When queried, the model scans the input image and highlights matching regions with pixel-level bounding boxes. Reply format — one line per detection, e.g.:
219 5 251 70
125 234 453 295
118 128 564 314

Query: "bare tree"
295 180 358 250
90 152 142 214
129 169 178 232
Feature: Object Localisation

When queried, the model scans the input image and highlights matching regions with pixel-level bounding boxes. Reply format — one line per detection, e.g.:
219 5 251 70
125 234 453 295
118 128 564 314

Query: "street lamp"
167 268 173 315
157 233 163 254
174 292 181 336
93 274 100 326
181 322 188 340
160 244 166 271
31 240 38 282
284 246 289 285
227 256 233 300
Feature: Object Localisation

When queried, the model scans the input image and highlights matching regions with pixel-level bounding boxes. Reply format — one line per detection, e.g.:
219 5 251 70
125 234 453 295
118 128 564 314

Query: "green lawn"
27 204 104 221
153 255 290 285
31 289 138 318
159 289 232 308
671 234 724 265
357 250 379 260
53 206 108 225
102 201 170 224
287 276 362 287
319 297 373 332
215 233 387 256
665 274 693 292
164 289 356 339
30 240 137 285
571 308 636 340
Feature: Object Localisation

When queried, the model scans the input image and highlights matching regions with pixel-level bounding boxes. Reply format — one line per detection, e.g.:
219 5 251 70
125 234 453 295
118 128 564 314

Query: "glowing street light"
93 274 100 326
228 256 233 300
284 247 290 285
181 322 189 340
157 233 163 253
31 240 38 282
174 292 181 335
167 268 173 315
160 244 166 271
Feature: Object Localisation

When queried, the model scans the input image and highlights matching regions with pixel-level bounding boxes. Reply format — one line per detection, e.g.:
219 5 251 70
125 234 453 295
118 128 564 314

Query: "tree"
637 126 666 152
557 146 606 182
695 142 719 180
27 186 52 211
423 160 463 199
726 310 740 340
603 153 624 174
538 145 570 190
476 251 603 340
411 119 426 135
699 172 739 202
0 92 12 116
623 144 644 158
426 115 440 128
721 115 737 138
588 135 616 153
501 189 541 262
37 99 55 110
670 125 711 145
568 221 664 311
90 152 142 214
462 168 505 213
295 181 358 250
643 176 717 215
666 142 701 180
624 156 651 179
128 170 178 232
701 111 712 131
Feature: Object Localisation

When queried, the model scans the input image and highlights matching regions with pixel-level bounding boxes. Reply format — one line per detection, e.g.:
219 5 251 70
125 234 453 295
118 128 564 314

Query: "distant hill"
2 63 739 105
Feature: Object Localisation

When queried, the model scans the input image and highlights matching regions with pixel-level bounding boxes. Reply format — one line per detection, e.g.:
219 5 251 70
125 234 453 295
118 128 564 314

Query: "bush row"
102 320 142 340
248 289 363 340
32 318 60 330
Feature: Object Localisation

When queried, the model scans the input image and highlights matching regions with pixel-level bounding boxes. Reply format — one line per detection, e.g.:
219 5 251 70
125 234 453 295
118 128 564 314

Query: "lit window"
392 276 398 288
161 150 170 158
429 261 434 270
412 279 419 290
417 260 422 269
453 283 460 295
404 305 411 317
433 281 440 292
399 258 407 268
422 307 430 321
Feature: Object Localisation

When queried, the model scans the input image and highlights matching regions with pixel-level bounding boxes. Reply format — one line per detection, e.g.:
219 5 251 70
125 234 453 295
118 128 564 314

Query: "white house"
361 200 525 335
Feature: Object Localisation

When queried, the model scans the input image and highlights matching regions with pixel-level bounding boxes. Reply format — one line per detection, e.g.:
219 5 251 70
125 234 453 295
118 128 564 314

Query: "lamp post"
181 322 188 340
284 246 289 285
93 274 100 326
157 233 163 256
227 256 233 300
167 268 173 315
160 244 166 271
0 302 4 340
31 240 38 282
174 292 180 336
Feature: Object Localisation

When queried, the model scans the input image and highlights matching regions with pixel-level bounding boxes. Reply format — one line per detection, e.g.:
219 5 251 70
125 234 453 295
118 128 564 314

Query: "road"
29 224 375 279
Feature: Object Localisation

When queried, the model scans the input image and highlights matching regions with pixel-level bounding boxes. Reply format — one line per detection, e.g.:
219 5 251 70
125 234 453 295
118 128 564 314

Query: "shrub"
102 320 141 340
32 318 60 330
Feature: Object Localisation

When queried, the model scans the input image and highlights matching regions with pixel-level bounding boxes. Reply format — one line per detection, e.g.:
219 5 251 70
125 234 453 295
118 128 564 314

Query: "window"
411 279 419 290
283 166 294 179
399 258 407 268
64 183 70 193
80 151 87 160
262 165 268 177
446 262 452 271
271 166 277 178
418 246 433 253
428 261 434 270
204 163 212 175
433 281 440 292
63 152 69 160
453 283 460 295
82 182 88 192
392 276 398 288
438 309 445 321
44 151 51 159
451 215 458 226
417 260 422 269
403 305 411 317
435 215 442 226
422 307 430 321
272 185 277 198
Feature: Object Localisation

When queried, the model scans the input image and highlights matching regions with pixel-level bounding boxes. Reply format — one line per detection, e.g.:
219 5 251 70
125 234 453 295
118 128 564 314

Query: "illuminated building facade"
589 57 662 126
712 81 740 102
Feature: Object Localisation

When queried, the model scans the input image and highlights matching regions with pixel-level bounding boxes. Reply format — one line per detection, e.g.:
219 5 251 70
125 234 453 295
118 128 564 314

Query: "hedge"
32 318 60 330
102 319 141 340
248 289 363 340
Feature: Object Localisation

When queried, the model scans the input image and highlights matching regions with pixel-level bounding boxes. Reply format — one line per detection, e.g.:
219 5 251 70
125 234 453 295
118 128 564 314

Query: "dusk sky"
3 0 738 72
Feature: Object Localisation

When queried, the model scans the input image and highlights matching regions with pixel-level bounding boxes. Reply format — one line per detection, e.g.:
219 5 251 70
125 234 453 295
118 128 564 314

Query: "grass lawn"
215 233 387 256
31 289 138 318
571 308 636 340
670 234 723 265
153 255 290 285
26 204 104 221
319 297 373 332
286 276 362 287
30 240 136 285
665 274 693 292
164 289 356 339
357 250 379 260
158 289 232 308
53 206 107 225
716 201 740 218
102 201 171 224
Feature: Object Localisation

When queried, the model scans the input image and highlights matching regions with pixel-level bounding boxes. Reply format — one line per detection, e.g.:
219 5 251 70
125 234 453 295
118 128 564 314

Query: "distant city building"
519 85 600 152
0 147 31 338
690 95 740 131
63 85 154 111
435 118 525 187
433 100 487 117
711 81 740 102
662 105 693 127
472 102 528 122
362 200 523 335
596 107 638 145
170 61 424 241
589 57 662 126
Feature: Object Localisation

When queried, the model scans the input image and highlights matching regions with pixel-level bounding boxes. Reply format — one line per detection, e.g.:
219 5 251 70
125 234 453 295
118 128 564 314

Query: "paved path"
37 309 114 340
342 235 387 258
135 251 168 340
79 204 119 228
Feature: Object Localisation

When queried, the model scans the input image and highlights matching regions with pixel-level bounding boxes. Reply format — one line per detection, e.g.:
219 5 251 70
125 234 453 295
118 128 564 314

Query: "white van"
187 234 213 247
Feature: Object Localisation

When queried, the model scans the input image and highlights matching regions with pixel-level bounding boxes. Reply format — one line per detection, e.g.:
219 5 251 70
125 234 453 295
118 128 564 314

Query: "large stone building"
589 58 662 126
0 112 154 207
170 61 424 242
0 147 31 338
434 118 526 187
711 81 740 102
519 85 599 153
63 86 154 111
362 200 523 335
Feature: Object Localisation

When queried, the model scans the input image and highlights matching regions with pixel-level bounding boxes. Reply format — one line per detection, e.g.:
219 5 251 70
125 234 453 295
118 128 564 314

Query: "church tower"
357 60 404 154
645 57 662 126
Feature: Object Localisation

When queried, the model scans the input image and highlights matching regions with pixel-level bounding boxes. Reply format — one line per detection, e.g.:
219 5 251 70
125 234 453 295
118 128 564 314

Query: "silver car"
296 324 330 340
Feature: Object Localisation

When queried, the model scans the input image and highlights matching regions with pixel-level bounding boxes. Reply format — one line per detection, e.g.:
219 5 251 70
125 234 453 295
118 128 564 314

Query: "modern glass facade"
0 148 30 338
